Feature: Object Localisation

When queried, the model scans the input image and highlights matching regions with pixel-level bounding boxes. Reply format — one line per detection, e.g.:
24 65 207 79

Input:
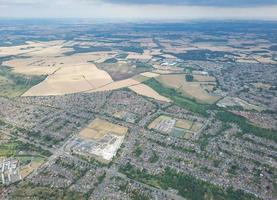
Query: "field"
0 66 46 98
140 72 160 78
252 82 272 89
193 74 216 82
127 50 152 60
96 61 138 81
156 74 220 104
79 118 128 140
175 119 193 130
20 157 45 178
217 96 265 112
132 74 151 82
1 40 117 96
144 78 211 116
148 115 172 130
149 115 203 139
190 122 204 132
96 60 152 81
129 84 171 103
23 63 113 96
2 40 173 102
67 118 129 161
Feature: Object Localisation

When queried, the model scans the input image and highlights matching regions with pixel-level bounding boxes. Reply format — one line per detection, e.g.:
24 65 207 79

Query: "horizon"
0 0 277 21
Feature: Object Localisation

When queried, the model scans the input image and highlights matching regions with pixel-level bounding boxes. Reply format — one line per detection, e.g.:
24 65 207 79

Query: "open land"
156 74 221 104
79 118 128 140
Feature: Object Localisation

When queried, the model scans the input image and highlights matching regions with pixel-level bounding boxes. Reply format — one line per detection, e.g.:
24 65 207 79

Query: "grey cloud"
103 0 277 7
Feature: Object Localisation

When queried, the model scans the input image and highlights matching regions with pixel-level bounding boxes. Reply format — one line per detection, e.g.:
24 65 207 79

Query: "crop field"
156 74 220 104
140 72 160 78
193 74 216 82
127 50 152 60
96 61 138 81
96 60 152 81
79 118 128 140
1 40 117 96
129 83 171 102
89 78 140 92
23 63 113 96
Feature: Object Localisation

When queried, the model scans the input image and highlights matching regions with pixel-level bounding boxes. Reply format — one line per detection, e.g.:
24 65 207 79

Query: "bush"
185 74 194 82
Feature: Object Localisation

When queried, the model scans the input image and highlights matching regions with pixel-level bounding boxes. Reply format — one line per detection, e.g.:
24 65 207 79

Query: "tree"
185 74 194 82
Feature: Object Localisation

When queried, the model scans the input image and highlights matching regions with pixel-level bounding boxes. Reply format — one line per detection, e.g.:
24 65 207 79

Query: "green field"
0 139 51 158
0 66 46 98
144 78 211 117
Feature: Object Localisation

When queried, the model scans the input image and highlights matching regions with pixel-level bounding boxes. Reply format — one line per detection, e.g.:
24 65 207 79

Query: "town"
0 21 276 200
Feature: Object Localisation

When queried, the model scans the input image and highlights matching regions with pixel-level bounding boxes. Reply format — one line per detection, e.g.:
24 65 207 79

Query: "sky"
0 0 277 21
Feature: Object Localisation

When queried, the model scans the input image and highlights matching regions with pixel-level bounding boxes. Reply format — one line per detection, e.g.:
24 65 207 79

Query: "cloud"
103 0 277 7
0 0 277 20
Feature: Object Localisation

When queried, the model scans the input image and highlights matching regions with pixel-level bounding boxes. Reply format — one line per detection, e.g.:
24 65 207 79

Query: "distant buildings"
0 158 22 185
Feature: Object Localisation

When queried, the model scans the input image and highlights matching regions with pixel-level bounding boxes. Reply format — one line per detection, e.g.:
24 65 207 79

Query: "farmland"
156 74 220 104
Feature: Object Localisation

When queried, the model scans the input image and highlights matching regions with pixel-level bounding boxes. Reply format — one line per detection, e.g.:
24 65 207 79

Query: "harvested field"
89 78 140 92
79 118 128 140
129 83 171 102
156 74 220 104
22 64 113 96
0 40 67 57
127 50 152 60
140 72 160 78
4 51 116 76
193 75 216 82
2 40 117 96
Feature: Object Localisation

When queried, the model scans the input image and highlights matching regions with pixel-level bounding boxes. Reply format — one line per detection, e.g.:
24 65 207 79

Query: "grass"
144 78 211 117
0 139 51 158
0 66 46 98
